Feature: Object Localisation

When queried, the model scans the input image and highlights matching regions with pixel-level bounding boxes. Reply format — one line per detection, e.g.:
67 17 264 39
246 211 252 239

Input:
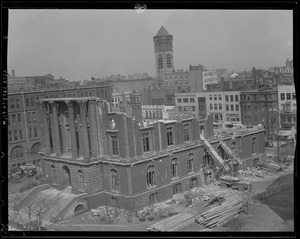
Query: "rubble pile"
90 206 128 219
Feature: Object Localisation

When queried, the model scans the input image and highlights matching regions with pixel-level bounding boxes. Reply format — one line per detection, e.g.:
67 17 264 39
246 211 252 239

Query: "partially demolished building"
20 97 265 222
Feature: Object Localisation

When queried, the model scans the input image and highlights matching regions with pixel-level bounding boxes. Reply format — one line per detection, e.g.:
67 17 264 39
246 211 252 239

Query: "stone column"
79 100 90 159
88 100 99 157
40 102 51 154
65 101 78 158
59 113 68 154
49 101 62 155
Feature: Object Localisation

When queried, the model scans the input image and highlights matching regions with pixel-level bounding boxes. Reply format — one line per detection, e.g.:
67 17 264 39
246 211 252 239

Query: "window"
10 99 15 109
173 183 182 194
34 127 38 138
13 130 18 141
209 95 212 100
142 132 150 152
27 112 31 123
190 178 198 189
190 98 195 103
247 105 251 111
12 114 16 124
16 99 20 108
292 93 296 100
254 105 257 111
280 93 285 100
251 137 257 154
210 103 213 110
287 93 291 100
235 95 239 102
166 127 174 146
235 105 239 111
230 95 234 102
248 115 251 122
110 169 119 192
31 97 35 106
183 124 190 142
149 192 159 205
158 55 163 69
31 142 41 156
166 54 172 68
183 98 189 103
287 117 292 122
32 112 37 122
218 94 222 100
8 131 12 142
178 106 182 111
187 153 194 173
26 98 30 107
171 158 178 178
254 115 258 123
225 95 229 102
19 130 23 140
78 170 84 191
247 96 251 101
29 128 32 139
17 113 21 123
231 105 234 111
214 95 217 100
192 106 196 112
111 135 119 155
226 105 229 111
146 165 155 187
219 104 222 110
177 98 182 103
11 146 24 159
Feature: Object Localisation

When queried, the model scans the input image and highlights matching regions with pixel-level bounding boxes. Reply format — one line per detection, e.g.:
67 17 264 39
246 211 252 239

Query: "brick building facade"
38 97 265 214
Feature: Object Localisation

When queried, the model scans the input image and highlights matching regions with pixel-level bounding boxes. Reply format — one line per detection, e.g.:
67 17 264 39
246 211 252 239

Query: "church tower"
153 26 175 77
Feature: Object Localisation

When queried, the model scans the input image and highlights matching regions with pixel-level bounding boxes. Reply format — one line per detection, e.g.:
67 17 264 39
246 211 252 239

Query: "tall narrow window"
183 124 190 142
110 169 119 192
158 55 163 69
12 114 16 124
27 112 31 123
10 99 15 109
230 141 236 151
146 165 155 187
149 192 159 205
8 131 12 142
171 158 178 178
29 128 32 139
26 98 30 107
34 127 38 138
16 99 20 108
173 183 182 194
32 112 37 122
190 178 198 189
51 165 56 184
166 54 172 68
31 97 35 106
187 153 194 173
251 137 257 154
111 135 119 155
142 132 150 152
17 113 21 123
13 130 18 141
166 127 174 146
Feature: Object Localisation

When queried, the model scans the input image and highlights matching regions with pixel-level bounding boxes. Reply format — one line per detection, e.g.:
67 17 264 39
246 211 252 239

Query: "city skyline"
8 9 293 82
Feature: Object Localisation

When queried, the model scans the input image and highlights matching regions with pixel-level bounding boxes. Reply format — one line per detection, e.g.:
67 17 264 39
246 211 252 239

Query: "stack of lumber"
195 195 246 229
147 212 194 231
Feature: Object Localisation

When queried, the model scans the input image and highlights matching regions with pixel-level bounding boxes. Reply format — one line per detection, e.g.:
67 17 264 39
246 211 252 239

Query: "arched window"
251 137 257 154
166 54 172 68
10 99 15 109
31 142 41 156
31 97 35 106
187 153 195 173
170 158 178 178
146 165 155 187
110 169 119 192
50 165 56 184
11 146 24 160
158 55 163 69
149 192 159 205
78 170 84 191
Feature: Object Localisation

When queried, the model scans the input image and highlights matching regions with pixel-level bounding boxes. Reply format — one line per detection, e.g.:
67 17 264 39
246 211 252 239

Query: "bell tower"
153 26 175 77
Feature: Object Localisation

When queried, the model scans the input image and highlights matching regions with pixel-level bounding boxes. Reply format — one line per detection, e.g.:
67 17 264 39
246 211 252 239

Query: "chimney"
12 70 15 77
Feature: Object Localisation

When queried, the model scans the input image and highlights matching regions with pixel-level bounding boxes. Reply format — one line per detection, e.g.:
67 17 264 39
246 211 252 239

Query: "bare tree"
9 191 63 231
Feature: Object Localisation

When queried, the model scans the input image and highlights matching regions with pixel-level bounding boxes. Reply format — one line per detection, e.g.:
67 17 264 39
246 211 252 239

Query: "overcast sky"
8 10 293 82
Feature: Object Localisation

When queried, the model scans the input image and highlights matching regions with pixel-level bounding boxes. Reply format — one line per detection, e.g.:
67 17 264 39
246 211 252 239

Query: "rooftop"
155 25 171 36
